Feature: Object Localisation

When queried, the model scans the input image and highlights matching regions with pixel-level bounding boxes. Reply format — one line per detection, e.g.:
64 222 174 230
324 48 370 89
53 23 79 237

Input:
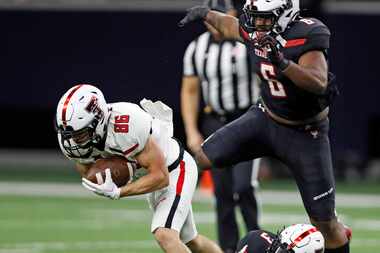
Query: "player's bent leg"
186 234 223 253
277 119 350 253
199 106 271 170
310 217 350 253
150 151 199 252
154 227 191 253
179 203 223 253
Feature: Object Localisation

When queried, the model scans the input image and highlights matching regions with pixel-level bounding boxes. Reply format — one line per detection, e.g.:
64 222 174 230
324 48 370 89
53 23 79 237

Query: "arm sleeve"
183 41 197 76
113 105 152 160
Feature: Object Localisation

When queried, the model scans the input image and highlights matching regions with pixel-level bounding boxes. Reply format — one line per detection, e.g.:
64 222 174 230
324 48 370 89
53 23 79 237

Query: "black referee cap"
204 0 234 13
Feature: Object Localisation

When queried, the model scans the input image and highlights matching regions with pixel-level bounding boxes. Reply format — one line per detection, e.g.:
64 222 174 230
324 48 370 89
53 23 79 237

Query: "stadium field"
0 188 379 253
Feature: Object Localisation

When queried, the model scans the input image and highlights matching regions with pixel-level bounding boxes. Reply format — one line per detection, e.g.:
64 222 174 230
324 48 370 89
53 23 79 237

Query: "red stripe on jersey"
176 161 185 195
123 143 139 156
61 84 83 127
287 227 318 250
239 26 250 41
285 38 307 48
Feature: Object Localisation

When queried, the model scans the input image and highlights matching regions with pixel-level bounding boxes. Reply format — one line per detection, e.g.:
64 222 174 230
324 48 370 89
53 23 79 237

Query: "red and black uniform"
240 17 333 120
236 230 276 253
202 17 338 222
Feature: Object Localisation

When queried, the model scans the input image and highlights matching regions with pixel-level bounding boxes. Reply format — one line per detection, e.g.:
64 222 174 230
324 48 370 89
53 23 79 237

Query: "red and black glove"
256 34 290 71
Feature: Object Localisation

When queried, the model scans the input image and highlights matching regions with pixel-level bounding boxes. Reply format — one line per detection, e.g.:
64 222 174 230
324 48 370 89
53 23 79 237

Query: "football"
85 156 133 187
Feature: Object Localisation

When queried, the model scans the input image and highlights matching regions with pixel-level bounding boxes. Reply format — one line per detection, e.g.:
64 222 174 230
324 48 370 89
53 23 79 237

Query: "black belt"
168 138 185 173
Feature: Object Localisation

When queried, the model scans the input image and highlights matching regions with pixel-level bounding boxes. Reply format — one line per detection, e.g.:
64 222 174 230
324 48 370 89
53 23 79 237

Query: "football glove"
265 230 289 253
82 168 121 200
256 34 290 71
178 6 210 27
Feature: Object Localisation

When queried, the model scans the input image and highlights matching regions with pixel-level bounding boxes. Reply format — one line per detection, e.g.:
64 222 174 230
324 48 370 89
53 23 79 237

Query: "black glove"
256 34 290 71
265 230 289 253
178 6 210 27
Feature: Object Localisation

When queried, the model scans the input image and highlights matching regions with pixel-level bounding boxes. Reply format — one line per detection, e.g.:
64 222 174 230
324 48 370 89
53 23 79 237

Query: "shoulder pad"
108 102 152 159
283 18 331 59
289 18 330 38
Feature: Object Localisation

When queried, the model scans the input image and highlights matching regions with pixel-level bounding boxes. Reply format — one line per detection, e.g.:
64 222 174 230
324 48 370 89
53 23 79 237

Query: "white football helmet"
55 84 109 158
242 0 300 33
279 224 325 253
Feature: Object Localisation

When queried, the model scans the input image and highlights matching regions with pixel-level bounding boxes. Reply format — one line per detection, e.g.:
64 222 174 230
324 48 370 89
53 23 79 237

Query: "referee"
180 1 261 252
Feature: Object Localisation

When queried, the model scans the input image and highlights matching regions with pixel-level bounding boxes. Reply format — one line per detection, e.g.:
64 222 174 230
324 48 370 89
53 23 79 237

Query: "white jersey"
58 101 180 167
58 100 198 242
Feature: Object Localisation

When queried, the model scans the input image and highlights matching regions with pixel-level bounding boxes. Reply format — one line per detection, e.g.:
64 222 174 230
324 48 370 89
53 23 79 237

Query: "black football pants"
201 113 260 251
202 105 336 222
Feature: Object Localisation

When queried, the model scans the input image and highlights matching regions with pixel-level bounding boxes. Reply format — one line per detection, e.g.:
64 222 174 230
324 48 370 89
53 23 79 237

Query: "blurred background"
0 1 379 253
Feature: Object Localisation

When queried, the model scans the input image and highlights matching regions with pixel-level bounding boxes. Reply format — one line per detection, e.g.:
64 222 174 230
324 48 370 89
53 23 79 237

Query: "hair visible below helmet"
278 224 325 253
242 0 300 33
55 84 109 158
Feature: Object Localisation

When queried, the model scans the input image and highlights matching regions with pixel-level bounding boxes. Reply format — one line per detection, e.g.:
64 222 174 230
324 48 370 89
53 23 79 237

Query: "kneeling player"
237 224 325 253
55 84 222 253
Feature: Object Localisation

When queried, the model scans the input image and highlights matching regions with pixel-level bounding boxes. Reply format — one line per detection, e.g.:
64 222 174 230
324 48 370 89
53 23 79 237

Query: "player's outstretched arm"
119 136 169 197
178 5 241 41
204 11 242 41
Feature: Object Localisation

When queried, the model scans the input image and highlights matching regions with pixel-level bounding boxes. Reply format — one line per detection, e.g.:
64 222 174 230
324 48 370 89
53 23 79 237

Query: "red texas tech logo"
85 96 104 118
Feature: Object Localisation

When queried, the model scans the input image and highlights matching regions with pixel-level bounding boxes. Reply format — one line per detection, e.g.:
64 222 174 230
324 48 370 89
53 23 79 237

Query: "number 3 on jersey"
114 115 130 133
261 63 287 98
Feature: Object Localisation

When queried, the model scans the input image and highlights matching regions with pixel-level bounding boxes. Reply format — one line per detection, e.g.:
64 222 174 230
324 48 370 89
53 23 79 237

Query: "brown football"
85 156 132 187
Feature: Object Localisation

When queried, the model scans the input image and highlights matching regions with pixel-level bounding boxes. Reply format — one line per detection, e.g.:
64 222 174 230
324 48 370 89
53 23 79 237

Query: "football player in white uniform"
55 84 223 253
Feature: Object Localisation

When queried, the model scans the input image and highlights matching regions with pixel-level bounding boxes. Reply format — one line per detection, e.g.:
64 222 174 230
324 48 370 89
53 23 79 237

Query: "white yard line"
0 208 378 232
0 181 379 208
1 239 377 253
0 240 156 253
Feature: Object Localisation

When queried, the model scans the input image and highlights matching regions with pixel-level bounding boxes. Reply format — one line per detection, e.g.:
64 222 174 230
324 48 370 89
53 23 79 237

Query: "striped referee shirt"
183 32 260 115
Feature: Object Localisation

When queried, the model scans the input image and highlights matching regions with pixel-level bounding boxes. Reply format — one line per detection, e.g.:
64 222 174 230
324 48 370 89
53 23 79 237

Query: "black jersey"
236 230 276 253
239 17 333 121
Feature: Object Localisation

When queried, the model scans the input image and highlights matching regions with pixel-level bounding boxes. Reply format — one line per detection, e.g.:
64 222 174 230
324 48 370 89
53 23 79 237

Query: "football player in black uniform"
236 223 325 253
178 0 350 253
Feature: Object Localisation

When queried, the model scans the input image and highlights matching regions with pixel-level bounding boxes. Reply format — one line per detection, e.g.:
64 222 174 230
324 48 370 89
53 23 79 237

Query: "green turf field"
2 164 380 194
0 163 379 252
0 193 379 253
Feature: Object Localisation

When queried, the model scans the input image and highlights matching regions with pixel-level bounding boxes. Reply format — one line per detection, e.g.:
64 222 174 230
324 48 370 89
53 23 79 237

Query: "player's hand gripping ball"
85 157 134 187
82 157 136 200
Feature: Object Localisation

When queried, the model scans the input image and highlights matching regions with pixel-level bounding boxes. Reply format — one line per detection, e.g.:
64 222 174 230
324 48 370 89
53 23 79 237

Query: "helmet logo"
86 96 104 119
287 227 318 250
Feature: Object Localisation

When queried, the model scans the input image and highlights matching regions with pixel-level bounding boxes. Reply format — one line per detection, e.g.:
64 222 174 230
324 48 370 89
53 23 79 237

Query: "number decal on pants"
261 63 287 98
